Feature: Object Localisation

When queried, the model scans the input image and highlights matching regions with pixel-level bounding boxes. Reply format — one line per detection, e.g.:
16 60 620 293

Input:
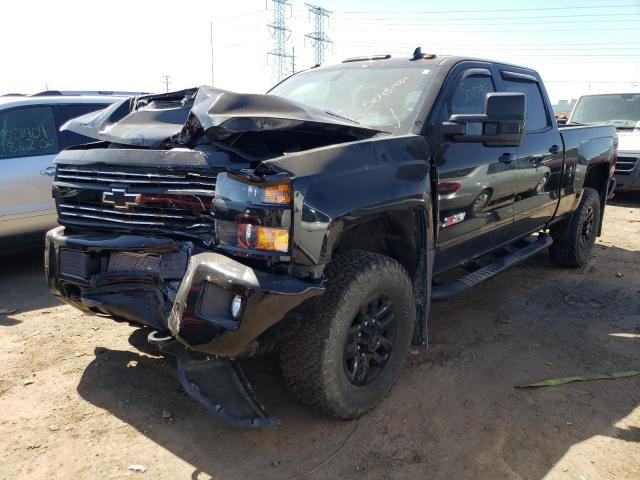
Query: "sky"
1 0 639 103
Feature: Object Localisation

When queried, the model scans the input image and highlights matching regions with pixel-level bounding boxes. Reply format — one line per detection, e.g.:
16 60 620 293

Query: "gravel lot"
0 196 638 480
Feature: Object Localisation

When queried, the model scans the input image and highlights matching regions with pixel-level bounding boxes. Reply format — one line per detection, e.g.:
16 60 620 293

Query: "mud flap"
153 333 279 428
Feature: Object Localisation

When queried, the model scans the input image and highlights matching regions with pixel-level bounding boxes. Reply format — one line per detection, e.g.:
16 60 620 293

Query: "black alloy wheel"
549 187 601 268
580 205 595 248
280 250 415 419
343 294 396 386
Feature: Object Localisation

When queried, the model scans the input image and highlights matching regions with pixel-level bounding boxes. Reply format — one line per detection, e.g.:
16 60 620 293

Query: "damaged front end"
46 86 376 426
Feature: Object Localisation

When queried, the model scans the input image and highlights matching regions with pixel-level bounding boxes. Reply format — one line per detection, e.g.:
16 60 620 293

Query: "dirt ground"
0 196 638 480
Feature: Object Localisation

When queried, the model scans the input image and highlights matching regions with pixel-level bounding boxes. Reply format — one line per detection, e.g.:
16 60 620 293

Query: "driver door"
430 63 517 274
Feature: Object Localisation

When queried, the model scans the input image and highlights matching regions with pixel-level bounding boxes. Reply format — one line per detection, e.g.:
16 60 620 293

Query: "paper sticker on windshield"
422 69 431 75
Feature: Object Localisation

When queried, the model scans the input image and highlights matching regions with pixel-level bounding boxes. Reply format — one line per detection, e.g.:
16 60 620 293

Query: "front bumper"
46 226 324 357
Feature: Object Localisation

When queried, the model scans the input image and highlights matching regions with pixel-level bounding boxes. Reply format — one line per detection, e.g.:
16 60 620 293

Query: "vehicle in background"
0 94 132 246
569 93 640 192
45 52 617 427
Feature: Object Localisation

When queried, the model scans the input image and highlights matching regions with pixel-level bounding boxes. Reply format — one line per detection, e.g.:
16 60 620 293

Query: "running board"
431 234 553 302
150 332 280 428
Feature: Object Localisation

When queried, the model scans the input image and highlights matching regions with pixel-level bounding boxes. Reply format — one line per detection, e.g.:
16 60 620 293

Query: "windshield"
268 65 439 134
570 93 640 129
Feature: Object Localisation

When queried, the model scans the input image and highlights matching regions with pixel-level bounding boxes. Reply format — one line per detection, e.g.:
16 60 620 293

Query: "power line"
333 42 640 50
335 39 640 48
333 12 640 22
323 26 640 33
334 3 640 14
332 17 640 26
267 0 294 82
214 9 265 21
305 4 332 65
333 40 640 45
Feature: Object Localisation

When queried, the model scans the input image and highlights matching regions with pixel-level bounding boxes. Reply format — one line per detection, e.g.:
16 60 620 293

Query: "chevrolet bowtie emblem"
102 188 141 210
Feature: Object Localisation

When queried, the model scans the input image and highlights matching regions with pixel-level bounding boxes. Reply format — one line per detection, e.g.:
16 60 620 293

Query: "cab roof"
310 54 535 76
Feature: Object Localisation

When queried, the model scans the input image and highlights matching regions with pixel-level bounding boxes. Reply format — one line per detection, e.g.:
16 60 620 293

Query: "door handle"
41 166 56 176
548 145 560 154
498 153 513 164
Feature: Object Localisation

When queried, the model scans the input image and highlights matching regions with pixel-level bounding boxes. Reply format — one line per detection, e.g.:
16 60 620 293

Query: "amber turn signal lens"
237 224 290 252
262 184 292 204
256 226 289 252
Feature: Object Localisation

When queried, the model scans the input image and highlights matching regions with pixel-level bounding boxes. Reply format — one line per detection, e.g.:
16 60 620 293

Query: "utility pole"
210 21 215 86
304 4 331 66
267 0 293 82
161 75 171 93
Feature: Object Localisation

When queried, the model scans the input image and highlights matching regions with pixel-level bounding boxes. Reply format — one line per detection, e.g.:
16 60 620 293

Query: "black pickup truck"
45 50 617 427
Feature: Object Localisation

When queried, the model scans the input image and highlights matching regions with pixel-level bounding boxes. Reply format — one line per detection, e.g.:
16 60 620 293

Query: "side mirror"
440 92 526 147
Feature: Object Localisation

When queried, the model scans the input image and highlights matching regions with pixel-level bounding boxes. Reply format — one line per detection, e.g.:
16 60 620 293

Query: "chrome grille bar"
55 163 217 233
615 156 637 173
60 204 187 219
58 167 217 180
56 173 216 187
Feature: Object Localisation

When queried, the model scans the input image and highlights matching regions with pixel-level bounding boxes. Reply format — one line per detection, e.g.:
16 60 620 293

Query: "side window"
0 106 59 159
503 80 549 132
54 104 110 148
450 75 495 115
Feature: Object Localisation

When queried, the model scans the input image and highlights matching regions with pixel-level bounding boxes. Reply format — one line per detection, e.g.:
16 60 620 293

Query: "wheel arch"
330 208 428 279
328 207 433 347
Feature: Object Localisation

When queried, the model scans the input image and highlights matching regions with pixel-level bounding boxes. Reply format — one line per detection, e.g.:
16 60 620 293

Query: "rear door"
500 69 564 237
0 102 110 237
0 105 60 235
431 62 517 274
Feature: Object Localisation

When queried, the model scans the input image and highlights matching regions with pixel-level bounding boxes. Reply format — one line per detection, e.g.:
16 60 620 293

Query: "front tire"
549 187 601 267
280 250 415 419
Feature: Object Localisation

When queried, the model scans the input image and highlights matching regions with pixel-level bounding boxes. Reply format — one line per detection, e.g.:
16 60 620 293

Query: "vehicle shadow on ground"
0 247 61 324
609 191 640 207
76 245 640 480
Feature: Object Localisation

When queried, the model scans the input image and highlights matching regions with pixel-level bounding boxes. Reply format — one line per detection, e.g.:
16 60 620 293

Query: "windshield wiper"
324 110 361 124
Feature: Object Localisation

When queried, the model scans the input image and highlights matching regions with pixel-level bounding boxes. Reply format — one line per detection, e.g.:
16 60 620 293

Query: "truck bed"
555 124 616 221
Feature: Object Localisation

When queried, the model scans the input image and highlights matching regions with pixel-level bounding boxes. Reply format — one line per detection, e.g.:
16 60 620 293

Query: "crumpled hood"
61 86 382 149
617 130 640 154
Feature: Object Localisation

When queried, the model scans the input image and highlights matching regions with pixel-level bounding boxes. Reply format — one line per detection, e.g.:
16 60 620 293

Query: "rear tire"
549 187 601 267
280 250 415 420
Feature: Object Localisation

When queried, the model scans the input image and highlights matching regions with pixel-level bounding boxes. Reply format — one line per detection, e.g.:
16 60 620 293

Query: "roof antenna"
411 46 436 61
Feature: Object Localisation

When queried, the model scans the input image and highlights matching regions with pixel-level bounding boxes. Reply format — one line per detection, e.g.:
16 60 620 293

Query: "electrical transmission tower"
161 75 171 93
267 0 293 82
304 4 331 66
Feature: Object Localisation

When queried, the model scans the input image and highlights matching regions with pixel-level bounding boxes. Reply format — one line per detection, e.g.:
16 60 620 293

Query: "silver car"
0 93 127 243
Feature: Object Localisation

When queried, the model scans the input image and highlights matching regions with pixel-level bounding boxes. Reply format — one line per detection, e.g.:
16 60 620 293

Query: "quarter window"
0 106 59 159
503 80 549 132
450 75 495 115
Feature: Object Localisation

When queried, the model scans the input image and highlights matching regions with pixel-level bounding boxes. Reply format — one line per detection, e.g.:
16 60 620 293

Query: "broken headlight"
213 173 292 254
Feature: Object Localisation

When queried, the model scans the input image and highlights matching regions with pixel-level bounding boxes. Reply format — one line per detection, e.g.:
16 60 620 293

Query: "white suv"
0 93 133 244
568 92 640 193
